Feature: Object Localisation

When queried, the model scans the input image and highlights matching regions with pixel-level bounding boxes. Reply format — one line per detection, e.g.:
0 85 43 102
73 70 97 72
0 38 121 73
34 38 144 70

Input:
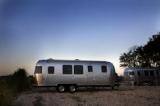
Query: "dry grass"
12 86 160 106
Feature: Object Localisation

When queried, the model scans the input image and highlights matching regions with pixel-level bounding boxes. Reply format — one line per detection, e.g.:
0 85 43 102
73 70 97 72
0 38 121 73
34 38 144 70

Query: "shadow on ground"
31 85 136 93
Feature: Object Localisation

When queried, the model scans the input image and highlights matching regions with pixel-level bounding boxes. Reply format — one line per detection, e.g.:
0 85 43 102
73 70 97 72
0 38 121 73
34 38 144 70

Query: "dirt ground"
12 86 160 106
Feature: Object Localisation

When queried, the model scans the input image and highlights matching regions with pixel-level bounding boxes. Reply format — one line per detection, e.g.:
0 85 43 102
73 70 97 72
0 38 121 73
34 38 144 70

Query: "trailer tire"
69 85 77 93
57 85 66 93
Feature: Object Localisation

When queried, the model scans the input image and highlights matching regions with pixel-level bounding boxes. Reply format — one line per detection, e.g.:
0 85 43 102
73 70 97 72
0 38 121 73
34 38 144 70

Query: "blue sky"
0 0 160 75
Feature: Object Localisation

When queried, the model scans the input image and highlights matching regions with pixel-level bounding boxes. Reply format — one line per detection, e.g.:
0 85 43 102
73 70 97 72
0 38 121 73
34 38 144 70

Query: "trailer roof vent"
75 59 80 61
47 58 54 62
48 58 54 60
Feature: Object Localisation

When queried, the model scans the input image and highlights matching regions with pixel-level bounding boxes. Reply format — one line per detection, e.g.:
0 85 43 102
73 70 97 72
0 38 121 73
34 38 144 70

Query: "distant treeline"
120 32 160 68
0 68 35 106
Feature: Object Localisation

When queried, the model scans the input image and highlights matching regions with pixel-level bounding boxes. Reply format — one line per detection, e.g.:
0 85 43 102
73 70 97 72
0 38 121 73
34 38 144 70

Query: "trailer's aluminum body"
34 59 116 87
124 68 160 85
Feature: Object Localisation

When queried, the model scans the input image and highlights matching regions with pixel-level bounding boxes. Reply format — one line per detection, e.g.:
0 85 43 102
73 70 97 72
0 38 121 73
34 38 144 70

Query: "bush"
28 75 37 85
0 80 13 106
0 68 33 105
11 68 31 92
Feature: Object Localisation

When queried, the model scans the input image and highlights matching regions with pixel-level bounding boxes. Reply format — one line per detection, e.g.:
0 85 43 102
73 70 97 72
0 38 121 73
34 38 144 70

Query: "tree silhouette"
11 68 30 92
120 32 160 68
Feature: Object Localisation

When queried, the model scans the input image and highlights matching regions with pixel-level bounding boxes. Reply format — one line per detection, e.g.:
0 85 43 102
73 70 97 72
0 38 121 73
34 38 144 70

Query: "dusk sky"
0 0 160 75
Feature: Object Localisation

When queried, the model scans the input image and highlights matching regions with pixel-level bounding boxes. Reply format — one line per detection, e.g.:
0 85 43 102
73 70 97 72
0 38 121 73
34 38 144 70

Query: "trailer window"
101 66 107 72
63 65 72 74
156 70 159 76
35 66 42 74
137 71 141 76
88 66 93 72
144 71 149 76
48 66 54 74
74 65 83 74
150 71 154 76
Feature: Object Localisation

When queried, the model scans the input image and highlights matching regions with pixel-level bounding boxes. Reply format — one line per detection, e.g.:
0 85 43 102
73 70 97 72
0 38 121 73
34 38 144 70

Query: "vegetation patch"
0 68 35 106
120 33 160 68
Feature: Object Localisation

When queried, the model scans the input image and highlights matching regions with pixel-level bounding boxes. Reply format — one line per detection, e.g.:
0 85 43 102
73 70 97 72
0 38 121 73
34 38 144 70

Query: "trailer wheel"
57 85 65 92
69 85 77 93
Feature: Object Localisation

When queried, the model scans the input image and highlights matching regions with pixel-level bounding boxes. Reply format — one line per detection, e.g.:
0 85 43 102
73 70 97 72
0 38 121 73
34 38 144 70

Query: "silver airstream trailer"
124 68 160 85
34 59 117 92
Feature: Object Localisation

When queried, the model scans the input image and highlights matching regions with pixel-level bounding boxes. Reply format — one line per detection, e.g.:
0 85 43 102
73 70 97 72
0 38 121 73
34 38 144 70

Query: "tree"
120 32 160 68
144 33 160 67
120 46 140 67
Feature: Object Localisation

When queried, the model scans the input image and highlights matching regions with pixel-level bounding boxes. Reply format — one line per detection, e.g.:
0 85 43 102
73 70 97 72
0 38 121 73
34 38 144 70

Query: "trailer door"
87 65 95 85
